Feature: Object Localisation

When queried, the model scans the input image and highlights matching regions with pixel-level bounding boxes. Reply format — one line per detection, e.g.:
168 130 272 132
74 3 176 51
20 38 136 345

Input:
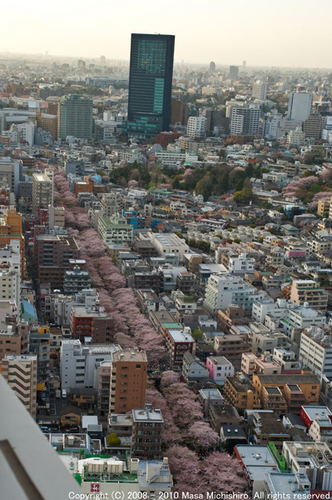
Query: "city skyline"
1 0 332 68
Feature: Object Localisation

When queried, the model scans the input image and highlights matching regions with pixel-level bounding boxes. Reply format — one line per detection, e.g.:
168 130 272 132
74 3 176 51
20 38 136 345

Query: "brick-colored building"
109 349 147 415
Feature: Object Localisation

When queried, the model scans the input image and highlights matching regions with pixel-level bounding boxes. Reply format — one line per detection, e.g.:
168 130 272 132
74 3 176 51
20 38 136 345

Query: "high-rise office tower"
123 33 175 138
57 94 93 140
287 92 313 122
229 66 239 81
209 61 216 73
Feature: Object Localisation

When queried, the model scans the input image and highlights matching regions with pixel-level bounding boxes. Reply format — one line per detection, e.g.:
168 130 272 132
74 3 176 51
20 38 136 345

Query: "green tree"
107 433 121 446
192 328 204 341
233 238 241 244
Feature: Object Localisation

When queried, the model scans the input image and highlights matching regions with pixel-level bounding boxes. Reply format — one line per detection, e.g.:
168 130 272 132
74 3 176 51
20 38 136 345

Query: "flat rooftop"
132 408 163 423
113 349 147 363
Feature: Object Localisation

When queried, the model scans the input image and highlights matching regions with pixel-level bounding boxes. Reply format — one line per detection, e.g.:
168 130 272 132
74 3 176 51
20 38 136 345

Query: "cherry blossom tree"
187 421 220 450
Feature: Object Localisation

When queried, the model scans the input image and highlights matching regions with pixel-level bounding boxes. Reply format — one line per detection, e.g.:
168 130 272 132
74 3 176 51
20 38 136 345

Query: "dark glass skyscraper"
123 33 175 138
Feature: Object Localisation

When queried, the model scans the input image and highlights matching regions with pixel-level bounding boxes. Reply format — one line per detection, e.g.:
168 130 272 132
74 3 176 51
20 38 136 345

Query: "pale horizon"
1 0 332 69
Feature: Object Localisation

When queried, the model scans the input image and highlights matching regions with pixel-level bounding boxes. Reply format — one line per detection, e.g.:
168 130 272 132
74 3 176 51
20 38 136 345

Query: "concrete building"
32 172 53 213
162 326 195 369
223 375 258 410
282 441 332 491
0 157 23 197
58 94 93 140
148 232 189 262
228 253 255 275
252 83 267 100
206 356 235 384
98 216 133 245
182 351 209 385
36 112 57 140
186 116 207 140
2 354 37 419
300 326 332 379
0 263 20 305
132 405 163 460
303 112 323 140
290 280 328 311
229 66 238 81
63 266 91 295
287 126 306 147
109 349 148 415
0 374 82 499
204 274 266 315
60 339 121 392
287 92 313 121
230 104 261 136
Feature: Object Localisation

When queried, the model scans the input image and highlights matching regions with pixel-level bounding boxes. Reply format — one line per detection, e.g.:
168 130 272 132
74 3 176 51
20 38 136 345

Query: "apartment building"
70 304 114 343
204 274 266 315
252 373 320 406
33 234 80 289
223 374 258 410
109 349 148 415
32 171 53 213
162 327 195 369
60 339 121 392
290 280 328 311
132 405 163 460
206 356 235 384
63 266 91 295
2 354 37 418
299 326 332 379
214 334 251 365
98 216 133 245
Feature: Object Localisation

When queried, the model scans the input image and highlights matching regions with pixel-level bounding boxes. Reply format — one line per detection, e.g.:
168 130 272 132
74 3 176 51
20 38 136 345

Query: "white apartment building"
300 326 332 379
203 274 266 315
228 253 255 275
0 263 20 305
98 216 133 245
60 339 121 392
187 116 207 139
154 151 186 166
148 232 189 262
16 121 35 146
308 418 332 447
206 356 235 384
264 114 280 140
252 298 326 336
32 172 53 213
287 127 306 147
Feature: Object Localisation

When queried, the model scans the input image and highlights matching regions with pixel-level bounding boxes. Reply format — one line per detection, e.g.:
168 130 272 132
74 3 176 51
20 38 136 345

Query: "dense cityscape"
2 29 332 500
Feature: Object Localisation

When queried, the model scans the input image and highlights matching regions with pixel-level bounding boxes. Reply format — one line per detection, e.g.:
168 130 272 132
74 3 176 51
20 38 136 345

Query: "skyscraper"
287 92 313 122
57 94 93 140
229 66 239 81
123 33 175 138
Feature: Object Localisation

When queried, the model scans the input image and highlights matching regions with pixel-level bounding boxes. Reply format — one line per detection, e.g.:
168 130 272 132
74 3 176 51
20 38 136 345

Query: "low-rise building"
182 351 209 386
206 356 235 384
223 375 258 410
299 326 332 379
132 405 163 460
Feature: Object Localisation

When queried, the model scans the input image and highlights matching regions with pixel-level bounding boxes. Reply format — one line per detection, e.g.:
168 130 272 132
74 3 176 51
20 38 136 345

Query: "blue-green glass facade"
124 33 175 138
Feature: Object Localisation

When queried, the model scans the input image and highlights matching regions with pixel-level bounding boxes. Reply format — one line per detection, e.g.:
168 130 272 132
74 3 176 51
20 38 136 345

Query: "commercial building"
230 104 261 136
303 112 323 140
36 112 57 140
109 349 148 415
287 92 313 121
2 354 37 418
70 303 114 342
123 33 175 138
148 232 189 262
252 83 267 100
229 66 239 81
58 94 93 140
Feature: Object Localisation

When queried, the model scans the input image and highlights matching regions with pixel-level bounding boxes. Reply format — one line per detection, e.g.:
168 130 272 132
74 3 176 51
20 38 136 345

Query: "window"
136 364 141 368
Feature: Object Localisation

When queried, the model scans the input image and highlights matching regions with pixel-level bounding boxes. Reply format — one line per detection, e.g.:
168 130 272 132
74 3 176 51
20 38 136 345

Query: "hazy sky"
2 0 332 68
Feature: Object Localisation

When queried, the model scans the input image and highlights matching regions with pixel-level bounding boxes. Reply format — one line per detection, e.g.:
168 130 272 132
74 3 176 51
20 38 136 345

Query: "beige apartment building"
2 354 37 419
290 280 328 311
